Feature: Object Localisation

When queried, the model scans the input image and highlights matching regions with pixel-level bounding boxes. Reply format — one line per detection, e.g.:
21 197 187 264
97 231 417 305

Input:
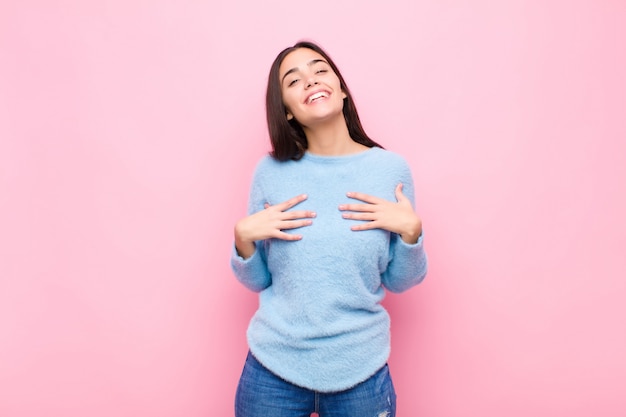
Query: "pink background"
1 1 625 416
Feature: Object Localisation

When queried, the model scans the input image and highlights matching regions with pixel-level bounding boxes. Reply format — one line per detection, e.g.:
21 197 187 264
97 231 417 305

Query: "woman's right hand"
234 194 315 259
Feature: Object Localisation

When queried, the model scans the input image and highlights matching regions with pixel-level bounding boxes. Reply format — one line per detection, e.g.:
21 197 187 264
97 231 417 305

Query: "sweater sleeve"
381 233 428 293
380 158 428 293
231 241 271 292
230 159 272 292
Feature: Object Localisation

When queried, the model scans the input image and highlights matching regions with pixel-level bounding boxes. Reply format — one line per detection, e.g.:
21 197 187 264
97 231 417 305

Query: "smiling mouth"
306 91 330 104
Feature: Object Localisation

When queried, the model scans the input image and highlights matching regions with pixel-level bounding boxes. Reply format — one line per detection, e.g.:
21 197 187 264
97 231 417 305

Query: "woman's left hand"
338 183 422 244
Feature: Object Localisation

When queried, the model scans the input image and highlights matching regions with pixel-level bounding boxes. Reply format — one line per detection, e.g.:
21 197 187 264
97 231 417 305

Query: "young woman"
231 41 428 417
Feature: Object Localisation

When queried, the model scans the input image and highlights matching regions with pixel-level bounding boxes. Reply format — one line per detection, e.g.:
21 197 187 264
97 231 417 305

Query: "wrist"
234 224 256 259
400 220 422 244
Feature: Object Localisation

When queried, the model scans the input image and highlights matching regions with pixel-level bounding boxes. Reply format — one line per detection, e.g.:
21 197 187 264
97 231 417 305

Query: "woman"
231 41 428 417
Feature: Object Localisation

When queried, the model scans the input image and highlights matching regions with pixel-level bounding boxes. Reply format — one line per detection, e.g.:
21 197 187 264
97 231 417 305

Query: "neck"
303 116 366 156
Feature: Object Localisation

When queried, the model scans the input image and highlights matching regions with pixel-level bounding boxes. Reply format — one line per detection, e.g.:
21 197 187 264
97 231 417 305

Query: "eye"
316 69 328 74
288 78 299 87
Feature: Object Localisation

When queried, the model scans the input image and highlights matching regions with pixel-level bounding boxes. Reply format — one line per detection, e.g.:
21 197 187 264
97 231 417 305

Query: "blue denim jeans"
235 351 396 417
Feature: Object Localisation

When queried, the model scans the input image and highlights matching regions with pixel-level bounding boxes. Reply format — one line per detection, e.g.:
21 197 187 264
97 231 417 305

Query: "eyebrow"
281 59 329 84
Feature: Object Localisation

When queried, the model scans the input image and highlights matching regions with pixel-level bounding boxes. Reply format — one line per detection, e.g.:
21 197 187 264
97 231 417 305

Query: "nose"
305 77 319 88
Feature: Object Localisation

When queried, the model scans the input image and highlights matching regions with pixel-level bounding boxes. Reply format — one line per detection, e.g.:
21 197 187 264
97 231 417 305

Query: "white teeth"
307 91 328 104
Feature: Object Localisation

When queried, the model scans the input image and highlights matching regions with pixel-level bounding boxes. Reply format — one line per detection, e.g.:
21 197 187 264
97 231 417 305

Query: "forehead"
279 48 327 76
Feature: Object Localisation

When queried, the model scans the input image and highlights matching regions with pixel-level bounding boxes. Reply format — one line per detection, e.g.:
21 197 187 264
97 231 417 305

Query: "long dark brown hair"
266 41 383 161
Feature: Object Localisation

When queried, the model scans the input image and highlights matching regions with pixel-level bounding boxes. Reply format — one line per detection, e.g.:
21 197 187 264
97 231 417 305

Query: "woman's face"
279 48 347 128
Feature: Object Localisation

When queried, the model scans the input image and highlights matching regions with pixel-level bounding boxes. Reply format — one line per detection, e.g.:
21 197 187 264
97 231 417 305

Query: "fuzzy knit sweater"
230 146 428 392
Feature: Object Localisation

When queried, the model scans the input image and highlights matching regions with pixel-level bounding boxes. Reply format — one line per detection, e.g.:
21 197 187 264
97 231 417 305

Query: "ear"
342 91 347 99
286 112 294 120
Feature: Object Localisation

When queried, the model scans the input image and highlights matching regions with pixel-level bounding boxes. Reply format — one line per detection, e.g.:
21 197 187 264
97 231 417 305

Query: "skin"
234 48 422 259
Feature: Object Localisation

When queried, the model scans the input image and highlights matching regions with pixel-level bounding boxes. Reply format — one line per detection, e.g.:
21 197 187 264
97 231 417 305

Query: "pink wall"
1 1 625 416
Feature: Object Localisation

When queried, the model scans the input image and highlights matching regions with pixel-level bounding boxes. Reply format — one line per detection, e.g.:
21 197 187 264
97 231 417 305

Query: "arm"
231 193 315 292
230 162 315 292
230 169 271 292
338 161 428 292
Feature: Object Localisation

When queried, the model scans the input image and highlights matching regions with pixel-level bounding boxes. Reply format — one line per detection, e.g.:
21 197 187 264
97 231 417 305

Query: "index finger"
346 191 384 204
274 194 308 211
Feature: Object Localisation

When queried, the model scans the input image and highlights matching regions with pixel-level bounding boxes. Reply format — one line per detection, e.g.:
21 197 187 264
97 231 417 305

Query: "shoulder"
367 147 412 174
255 154 280 170
251 154 300 184
253 154 285 175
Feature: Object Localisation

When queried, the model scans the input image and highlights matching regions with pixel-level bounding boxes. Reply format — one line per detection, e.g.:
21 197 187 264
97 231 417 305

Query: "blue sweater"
231 147 427 392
